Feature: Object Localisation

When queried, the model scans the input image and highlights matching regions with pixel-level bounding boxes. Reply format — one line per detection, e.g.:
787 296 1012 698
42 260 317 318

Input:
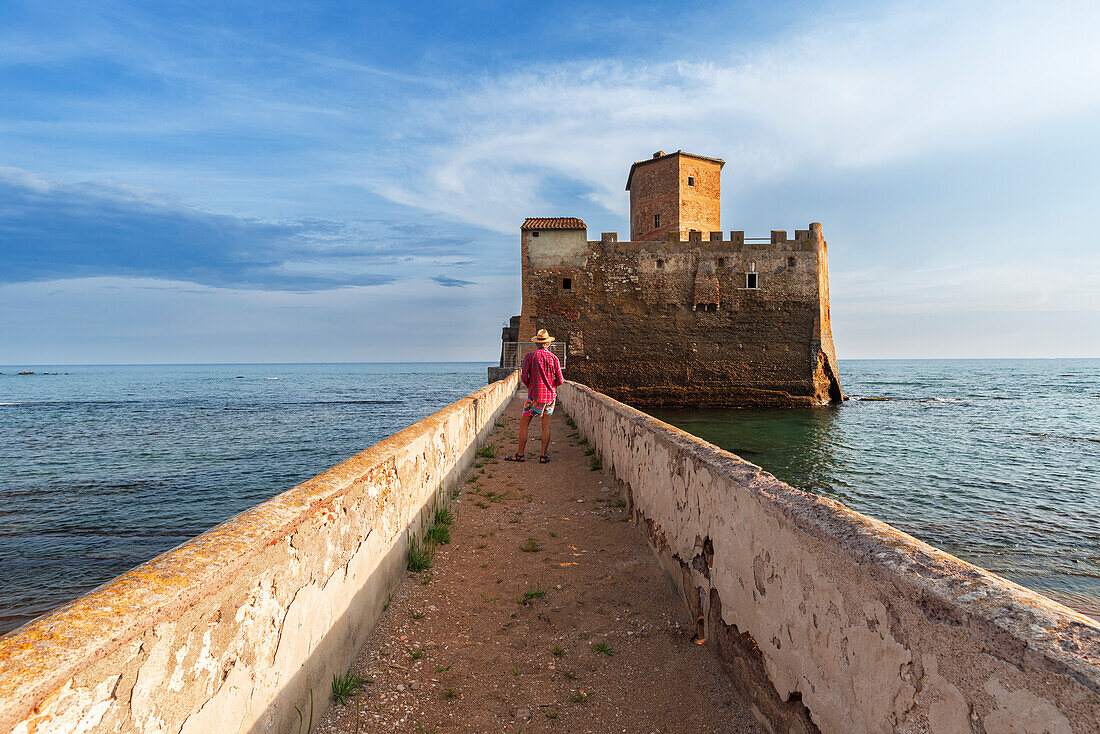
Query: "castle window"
562 277 572 290
717 257 725 267
746 273 759 289
654 214 661 229
532 231 540 237
687 176 695 187
656 259 664 270
787 256 796 268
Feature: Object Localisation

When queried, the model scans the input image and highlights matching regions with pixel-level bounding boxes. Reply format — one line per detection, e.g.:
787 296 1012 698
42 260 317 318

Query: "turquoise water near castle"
650 359 1099 620
1 360 1097 635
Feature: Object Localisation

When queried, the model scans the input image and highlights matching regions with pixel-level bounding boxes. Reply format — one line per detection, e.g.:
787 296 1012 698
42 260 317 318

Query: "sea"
0 360 1097 635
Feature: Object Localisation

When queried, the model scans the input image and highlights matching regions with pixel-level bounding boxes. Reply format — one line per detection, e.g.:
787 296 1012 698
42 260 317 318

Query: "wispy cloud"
430 275 476 288
365 1 1100 232
0 168 474 291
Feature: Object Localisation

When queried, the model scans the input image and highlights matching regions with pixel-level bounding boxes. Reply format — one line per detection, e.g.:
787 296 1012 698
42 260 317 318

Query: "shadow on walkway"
315 395 762 733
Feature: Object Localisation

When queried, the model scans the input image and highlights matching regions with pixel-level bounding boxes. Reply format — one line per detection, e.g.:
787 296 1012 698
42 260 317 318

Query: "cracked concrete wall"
558 381 1100 734
0 372 519 734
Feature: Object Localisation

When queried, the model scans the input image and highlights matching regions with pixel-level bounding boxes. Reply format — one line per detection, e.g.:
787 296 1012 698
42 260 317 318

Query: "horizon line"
2 356 1099 368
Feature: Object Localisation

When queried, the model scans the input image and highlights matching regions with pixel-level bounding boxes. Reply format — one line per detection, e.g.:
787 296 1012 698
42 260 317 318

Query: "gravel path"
315 395 762 733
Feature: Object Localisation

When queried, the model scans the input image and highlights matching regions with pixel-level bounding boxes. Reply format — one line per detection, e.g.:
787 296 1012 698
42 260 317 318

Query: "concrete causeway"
315 394 762 733
2 373 1096 733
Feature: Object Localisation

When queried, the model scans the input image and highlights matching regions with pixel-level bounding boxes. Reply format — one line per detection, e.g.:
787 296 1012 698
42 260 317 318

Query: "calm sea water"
650 359 1099 620
0 363 490 634
1 360 1097 635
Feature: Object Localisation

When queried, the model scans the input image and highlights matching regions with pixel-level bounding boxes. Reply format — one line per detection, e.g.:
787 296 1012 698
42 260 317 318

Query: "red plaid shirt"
520 347 564 404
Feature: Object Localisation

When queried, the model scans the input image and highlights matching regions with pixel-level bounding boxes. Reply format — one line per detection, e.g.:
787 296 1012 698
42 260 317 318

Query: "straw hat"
533 328 554 344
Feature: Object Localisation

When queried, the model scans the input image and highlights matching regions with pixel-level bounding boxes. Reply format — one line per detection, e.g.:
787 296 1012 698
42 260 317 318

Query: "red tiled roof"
521 217 588 231
625 150 725 190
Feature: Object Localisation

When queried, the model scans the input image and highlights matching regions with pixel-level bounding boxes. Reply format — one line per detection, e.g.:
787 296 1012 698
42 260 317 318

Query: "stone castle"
503 150 844 407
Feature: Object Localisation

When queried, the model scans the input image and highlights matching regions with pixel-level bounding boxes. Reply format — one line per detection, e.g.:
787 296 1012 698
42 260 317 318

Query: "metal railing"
500 342 567 370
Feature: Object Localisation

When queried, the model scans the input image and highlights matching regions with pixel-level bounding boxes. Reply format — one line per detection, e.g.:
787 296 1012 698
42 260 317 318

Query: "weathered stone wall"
629 153 681 241
558 381 1100 734
521 224 843 406
678 156 722 237
0 373 519 734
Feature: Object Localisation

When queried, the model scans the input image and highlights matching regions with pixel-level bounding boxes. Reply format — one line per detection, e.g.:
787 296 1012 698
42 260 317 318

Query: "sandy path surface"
315 395 762 734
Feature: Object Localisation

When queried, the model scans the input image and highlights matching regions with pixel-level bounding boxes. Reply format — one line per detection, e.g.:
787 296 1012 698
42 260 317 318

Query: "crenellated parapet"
516 215 841 406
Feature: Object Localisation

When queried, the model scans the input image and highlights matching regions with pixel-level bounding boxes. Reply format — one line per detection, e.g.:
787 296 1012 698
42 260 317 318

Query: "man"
506 328 564 464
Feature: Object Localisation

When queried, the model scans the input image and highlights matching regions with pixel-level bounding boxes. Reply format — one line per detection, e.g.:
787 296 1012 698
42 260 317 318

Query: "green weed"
519 537 541 553
427 522 451 545
406 646 425 660
476 445 496 459
407 538 432 572
589 456 602 471
293 689 314 734
434 506 454 526
551 644 565 656
593 642 614 657
331 671 368 706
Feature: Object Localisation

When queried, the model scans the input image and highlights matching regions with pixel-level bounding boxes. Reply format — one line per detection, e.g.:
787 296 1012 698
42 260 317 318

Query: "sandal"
505 453 526 462
539 455 550 463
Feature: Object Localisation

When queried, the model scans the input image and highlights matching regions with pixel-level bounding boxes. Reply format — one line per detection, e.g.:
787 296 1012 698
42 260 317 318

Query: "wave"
854 396 970 404
1028 433 1100 444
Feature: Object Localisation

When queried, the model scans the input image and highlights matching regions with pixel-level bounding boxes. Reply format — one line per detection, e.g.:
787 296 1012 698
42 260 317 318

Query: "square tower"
626 150 724 241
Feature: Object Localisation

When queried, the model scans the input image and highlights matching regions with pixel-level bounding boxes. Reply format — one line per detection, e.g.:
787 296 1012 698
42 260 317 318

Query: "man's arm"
519 353 530 387
552 354 564 387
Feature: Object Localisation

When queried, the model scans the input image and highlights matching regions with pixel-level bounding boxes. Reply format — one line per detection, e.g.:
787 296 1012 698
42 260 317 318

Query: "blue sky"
1 0 1098 362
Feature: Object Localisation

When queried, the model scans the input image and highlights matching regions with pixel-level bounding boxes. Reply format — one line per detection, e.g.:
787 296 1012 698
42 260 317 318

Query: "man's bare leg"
515 413 532 457
539 413 552 457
